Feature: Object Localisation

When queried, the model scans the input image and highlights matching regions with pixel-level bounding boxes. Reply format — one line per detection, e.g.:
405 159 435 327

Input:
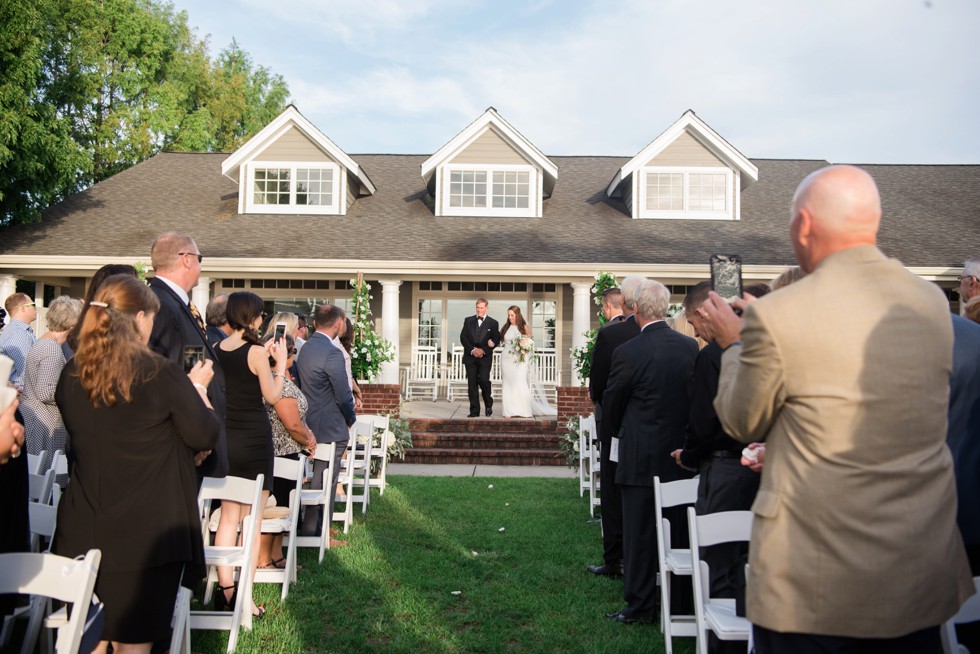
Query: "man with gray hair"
602 279 698 624
205 294 231 347
959 256 980 315
148 231 228 478
586 276 643 579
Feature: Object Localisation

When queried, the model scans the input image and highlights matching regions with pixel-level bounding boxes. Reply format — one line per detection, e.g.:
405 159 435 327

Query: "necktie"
188 301 207 336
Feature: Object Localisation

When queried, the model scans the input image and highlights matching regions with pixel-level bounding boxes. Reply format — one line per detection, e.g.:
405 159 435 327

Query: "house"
1 105 976 389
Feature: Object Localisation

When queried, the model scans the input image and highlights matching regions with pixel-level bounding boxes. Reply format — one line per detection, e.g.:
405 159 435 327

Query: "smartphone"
0 355 15 410
710 254 743 303
274 322 287 342
182 345 205 373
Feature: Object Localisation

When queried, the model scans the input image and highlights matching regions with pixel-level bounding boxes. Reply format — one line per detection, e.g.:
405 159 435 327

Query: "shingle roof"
2 152 977 269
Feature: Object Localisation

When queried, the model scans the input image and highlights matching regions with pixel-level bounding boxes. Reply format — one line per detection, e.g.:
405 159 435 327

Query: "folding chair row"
654 476 700 654
578 414 595 498
255 456 305 601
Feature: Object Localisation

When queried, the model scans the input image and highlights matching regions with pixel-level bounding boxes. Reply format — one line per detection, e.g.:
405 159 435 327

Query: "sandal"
253 604 266 619
213 584 236 612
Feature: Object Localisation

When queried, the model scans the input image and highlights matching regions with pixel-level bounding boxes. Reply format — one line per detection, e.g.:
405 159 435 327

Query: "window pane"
646 172 684 212
296 168 333 206
688 172 726 212
449 170 489 209
490 170 529 211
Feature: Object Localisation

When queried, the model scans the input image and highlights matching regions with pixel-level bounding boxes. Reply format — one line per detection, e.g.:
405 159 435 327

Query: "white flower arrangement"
511 334 535 363
348 275 396 381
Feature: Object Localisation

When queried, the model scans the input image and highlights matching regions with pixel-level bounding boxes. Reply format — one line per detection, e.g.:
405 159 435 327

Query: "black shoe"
485 407 493 416
467 411 479 418
213 584 237 612
588 563 623 578
605 610 655 625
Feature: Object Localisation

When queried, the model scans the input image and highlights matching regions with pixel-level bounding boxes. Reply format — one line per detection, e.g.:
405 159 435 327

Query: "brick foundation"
359 383 401 415
557 385 593 428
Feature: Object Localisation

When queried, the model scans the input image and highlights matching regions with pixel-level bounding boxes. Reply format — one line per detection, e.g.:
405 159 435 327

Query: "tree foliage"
0 0 290 227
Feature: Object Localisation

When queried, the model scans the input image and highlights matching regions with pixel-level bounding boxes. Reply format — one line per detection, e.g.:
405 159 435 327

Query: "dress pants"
620 483 692 620
465 358 493 413
596 410 623 565
300 438 347 537
753 624 941 654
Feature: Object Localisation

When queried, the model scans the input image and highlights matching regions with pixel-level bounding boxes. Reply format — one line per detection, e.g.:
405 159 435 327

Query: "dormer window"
245 162 341 214
640 167 733 219
443 165 535 216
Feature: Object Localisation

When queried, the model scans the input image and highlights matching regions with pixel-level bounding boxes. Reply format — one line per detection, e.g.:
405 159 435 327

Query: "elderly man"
148 231 228 478
0 293 38 391
205 294 231 347
960 256 980 315
602 279 698 624
586 276 643 579
702 165 973 653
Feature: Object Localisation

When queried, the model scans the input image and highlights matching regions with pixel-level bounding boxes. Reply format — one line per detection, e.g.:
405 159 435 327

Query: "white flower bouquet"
512 334 535 363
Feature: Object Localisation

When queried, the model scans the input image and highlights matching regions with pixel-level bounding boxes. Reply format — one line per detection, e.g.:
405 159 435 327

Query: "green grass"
194 477 694 654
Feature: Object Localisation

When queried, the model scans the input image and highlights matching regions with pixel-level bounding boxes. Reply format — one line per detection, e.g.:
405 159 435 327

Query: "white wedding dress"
500 328 557 418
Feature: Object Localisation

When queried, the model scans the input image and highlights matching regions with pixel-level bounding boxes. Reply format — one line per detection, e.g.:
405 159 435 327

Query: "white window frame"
244 161 343 215
638 166 734 220
438 163 539 218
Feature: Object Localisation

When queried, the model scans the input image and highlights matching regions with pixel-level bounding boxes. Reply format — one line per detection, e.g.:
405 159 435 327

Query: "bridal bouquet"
512 334 535 363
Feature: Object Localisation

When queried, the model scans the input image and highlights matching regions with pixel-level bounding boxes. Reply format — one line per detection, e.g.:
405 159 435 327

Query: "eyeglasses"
178 252 203 264
20 302 36 309
960 275 977 283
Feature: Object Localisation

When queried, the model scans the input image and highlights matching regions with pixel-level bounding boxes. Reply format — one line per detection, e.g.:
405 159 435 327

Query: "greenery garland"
569 271 619 385
349 274 396 381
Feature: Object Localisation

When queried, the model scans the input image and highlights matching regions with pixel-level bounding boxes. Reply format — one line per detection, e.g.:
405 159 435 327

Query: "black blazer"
147 277 228 478
602 321 698 487
589 314 641 443
460 315 500 364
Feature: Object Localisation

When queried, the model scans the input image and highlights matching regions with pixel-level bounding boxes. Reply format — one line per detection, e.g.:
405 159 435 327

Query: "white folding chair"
29 501 58 554
942 576 980 654
27 450 47 475
578 415 593 498
191 474 265 654
687 507 754 654
359 414 392 496
294 442 338 563
342 422 372 515
587 420 602 518
654 477 700 653
445 345 467 402
0 549 101 654
28 468 56 506
170 585 194 654
256 456 306 600
405 345 439 400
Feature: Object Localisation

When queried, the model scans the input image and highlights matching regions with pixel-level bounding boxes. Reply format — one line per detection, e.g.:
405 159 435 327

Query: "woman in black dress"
214 292 287 617
53 274 219 653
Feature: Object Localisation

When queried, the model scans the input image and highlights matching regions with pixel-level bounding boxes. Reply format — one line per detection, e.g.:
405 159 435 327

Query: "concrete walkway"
388 462 576 478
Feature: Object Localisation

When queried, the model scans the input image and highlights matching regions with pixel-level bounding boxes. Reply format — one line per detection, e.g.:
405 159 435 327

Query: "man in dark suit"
459 298 500 417
586 278 643 579
147 231 228 479
297 304 356 540
603 279 698 624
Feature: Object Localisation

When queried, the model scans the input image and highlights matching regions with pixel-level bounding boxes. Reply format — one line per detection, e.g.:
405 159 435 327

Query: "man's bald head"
790 165 881 273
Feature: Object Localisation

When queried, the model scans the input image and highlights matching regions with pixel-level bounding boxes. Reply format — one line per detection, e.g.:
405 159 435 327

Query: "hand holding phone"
710 254 743 303
182 345 205 374
274 322 287 343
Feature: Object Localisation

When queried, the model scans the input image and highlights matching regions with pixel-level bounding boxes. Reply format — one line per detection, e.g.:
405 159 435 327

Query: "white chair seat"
204 546 246 566
704 599 750 640
665 549 692 573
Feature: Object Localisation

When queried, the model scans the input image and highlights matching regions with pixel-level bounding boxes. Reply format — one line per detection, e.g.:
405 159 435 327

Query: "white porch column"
191 276 211 312
379 280 402 385
0 275 18 309
571 282 593 386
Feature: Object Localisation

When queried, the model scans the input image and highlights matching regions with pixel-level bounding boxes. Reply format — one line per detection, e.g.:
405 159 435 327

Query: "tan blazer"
715 245 973 637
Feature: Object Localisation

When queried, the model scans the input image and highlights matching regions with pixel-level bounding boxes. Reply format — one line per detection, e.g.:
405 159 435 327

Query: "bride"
500 306 557 418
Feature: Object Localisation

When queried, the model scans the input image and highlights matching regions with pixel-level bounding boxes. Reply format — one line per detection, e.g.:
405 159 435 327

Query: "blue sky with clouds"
174 0 979 163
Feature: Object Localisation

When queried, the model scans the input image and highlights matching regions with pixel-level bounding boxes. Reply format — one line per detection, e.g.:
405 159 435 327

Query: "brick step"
401 448 565 466
412 432 561 450
406 418 560 434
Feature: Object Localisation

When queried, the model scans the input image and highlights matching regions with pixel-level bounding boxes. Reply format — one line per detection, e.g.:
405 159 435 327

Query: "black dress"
215 342 274 492
52 356 218 643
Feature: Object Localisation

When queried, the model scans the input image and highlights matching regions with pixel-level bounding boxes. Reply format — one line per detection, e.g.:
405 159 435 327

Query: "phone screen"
274 323 286 342
182 345 205 373
710 254 743 302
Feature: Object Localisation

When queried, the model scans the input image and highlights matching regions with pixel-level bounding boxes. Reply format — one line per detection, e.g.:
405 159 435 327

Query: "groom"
460 298 500 418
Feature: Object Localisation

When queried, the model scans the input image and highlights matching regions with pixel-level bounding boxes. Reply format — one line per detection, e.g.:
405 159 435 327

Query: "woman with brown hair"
52 274 218 653
499 305 557 418
213 291 287 617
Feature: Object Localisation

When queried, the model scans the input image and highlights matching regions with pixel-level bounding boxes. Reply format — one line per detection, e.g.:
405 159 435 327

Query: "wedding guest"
52 274 218 653
964 296 980 324
0 399 24 464
258 334 316 570
67 263 138 353
0 400 28 622
296 314 309 353
337 317 362 411
213 291 287 617
266 311 302 385
206 294 232 346
959 256 980 315
22 296 82 484
0 293 38 390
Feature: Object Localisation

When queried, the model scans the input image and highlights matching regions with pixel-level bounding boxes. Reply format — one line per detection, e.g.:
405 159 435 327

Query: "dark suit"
296 331 355 535
603 321 697 620
460 314 500 414
148 276 228 478
206 325 227 348
588 314 639 566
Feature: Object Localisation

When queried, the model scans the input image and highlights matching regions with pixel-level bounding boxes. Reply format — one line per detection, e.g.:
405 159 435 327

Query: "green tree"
0 0 290 228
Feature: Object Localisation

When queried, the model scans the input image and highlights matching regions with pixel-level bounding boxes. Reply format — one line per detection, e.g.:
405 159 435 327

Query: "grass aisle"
196 476 694 654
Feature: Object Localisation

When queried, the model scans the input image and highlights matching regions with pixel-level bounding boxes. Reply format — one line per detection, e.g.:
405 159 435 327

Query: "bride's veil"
527 357 558 417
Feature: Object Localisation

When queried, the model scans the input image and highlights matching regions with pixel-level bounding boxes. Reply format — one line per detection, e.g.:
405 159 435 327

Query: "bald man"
701 166 972 653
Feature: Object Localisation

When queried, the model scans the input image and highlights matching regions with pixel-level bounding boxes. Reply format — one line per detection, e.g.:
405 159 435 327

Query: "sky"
174 0 980 164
